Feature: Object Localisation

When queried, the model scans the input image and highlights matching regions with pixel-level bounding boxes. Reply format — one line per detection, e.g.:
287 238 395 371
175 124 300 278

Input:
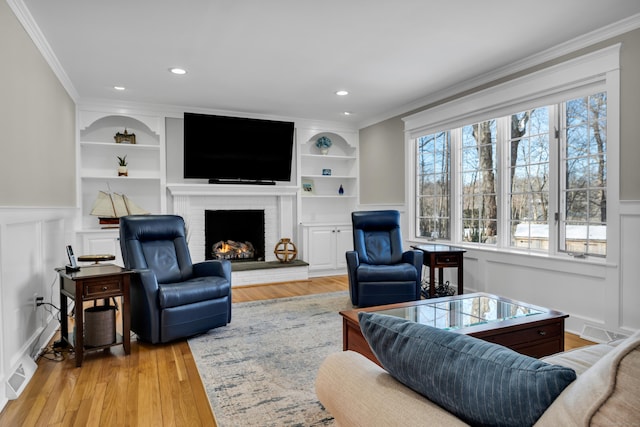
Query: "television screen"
184 113 295 183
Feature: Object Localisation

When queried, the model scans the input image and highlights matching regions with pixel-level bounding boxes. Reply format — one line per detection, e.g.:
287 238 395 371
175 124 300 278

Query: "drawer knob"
538 330 547 336
102 286 108 291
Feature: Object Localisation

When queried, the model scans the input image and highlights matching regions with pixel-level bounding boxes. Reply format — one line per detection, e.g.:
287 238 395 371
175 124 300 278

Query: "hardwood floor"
0 275 592 426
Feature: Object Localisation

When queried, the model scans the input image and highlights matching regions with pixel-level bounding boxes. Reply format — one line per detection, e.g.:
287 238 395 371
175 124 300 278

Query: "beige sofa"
316 330 640 426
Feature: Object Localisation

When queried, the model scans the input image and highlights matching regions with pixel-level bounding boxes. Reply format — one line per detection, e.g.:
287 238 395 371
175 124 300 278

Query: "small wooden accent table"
58 264 131 367
340 292 568 366
412 244 466 297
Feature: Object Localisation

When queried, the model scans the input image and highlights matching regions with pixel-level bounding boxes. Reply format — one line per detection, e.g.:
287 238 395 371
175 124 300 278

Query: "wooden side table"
58 264 131 367
411 244 466 297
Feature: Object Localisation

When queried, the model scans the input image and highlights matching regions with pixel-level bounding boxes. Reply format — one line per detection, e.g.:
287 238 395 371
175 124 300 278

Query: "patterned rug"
188 291 353 427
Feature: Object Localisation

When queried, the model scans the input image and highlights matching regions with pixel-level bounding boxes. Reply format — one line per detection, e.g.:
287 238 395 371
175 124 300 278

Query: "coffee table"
340 292 568 366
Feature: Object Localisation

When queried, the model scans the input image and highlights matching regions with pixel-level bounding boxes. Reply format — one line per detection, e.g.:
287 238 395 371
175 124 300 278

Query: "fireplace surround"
167 184 306 285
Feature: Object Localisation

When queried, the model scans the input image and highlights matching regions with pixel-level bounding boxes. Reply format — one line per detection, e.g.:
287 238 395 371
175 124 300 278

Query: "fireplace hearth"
205 210 265 262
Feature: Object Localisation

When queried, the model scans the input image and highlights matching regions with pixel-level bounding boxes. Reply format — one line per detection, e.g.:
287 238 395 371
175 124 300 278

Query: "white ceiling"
18 0 640 127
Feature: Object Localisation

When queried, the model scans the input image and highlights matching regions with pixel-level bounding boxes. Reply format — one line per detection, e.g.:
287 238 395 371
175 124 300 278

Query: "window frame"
403 45 620 261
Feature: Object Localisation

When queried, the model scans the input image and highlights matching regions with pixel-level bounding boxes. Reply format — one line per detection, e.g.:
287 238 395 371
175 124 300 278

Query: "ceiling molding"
358 13 640 129
7 0 79 101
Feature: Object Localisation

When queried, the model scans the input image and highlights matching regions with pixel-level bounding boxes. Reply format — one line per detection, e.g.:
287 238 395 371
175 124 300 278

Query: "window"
461 120 497 244
509 107 550 250
416 131 450 240
560 93 607 255
405 46 618 260
412 93 607 257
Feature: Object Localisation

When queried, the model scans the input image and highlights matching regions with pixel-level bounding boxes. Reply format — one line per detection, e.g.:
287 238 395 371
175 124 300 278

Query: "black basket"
84 305 116 347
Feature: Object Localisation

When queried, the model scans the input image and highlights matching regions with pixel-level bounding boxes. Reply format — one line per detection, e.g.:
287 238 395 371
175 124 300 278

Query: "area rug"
188 291 353 427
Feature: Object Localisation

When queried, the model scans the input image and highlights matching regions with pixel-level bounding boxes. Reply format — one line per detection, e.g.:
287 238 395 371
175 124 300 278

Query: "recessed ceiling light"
113 86 125 91
335 90 349 96
343 111 353 116
170 68 187 75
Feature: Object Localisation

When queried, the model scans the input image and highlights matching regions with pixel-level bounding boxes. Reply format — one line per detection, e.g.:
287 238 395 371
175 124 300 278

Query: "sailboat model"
90 190 149 226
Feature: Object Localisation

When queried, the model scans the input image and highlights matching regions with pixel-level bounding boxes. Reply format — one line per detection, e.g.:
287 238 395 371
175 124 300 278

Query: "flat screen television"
184 112 295 184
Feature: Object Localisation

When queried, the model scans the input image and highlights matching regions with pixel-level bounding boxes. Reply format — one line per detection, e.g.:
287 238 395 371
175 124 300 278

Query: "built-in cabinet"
297 127 358 274
302 225 352 276
76 109 166 264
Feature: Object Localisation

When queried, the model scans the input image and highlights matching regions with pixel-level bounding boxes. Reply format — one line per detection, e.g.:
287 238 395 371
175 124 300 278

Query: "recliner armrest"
346 251 360 304
193 259 232 282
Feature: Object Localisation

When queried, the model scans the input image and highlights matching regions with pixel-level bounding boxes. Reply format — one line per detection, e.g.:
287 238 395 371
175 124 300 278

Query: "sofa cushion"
536 329 640 426
359 312 576 427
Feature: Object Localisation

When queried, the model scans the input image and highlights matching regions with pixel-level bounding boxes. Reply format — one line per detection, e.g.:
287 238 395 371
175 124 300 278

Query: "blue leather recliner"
346 210 423 307
119 214 232 343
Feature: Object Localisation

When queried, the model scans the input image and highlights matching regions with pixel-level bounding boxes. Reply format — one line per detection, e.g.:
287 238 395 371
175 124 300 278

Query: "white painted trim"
403 45 620 136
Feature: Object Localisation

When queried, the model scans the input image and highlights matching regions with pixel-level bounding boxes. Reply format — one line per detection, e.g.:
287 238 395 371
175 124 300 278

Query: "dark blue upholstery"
346 210 423 307
120 215 232 343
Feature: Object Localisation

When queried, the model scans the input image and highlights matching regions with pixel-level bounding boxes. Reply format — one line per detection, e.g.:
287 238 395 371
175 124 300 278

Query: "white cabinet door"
307 227 335 271
335 226 353 270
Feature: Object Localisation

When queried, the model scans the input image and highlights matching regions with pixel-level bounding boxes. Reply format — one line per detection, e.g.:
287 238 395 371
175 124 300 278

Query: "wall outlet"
33 293 43 311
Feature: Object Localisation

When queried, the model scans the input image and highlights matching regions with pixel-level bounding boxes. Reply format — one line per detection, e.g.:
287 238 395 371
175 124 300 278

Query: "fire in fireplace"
205 209 265 262
212 240 255 260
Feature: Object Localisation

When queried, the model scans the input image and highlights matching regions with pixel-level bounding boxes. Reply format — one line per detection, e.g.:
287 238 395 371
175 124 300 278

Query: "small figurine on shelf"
338 184 344 195
114 128 136 144
315 136 332 155
117 155 128 176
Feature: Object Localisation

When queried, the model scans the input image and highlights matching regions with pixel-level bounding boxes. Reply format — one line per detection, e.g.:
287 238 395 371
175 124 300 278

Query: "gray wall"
359 28 640 203
0 2 76 207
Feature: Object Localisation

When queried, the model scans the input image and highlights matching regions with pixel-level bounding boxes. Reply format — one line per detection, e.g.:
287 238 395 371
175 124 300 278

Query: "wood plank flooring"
0 275 593 426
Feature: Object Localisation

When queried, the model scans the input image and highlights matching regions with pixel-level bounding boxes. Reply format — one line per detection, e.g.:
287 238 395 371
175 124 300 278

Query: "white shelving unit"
297 128 358 275
76 109 166 264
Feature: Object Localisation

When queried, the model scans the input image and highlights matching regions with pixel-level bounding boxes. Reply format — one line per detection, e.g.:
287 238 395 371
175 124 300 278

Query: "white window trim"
403 45 620 265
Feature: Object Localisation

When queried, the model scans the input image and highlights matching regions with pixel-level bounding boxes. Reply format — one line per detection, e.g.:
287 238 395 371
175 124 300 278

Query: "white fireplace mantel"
167 183 299 265
167 183 299 197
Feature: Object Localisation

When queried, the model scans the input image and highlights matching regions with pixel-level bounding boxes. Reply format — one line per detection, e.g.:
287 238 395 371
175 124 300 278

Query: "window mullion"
548 104 561 256
450 128 462 243
496 117 510 249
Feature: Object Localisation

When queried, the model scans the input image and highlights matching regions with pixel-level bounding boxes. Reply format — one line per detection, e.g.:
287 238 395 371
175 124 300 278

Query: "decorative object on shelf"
322 168 332 176
315 136 332 155
90 188 149 228
114 128 136 144
274 238 298 263
302 178 314 194
338 184 344 195
117 155 128 176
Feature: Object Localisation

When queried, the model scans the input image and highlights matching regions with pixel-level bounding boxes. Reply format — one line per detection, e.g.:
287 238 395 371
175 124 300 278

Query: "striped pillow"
359 312 576 427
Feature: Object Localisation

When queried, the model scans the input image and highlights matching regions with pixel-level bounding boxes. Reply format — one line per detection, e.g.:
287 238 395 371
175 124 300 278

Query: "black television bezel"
183 112 295 184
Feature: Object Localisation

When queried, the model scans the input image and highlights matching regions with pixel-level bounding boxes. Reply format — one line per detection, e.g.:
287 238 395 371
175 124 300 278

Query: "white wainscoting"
0 207 76 411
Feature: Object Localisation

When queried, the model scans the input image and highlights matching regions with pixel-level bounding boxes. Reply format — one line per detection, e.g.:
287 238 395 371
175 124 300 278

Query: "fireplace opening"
205 210 265 262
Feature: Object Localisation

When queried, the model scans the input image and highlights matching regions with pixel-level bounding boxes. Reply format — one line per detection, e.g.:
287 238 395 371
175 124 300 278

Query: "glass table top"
374 295 544 331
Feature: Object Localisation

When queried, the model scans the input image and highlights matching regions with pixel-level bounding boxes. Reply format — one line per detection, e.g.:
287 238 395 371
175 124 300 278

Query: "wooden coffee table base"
340 293 567 366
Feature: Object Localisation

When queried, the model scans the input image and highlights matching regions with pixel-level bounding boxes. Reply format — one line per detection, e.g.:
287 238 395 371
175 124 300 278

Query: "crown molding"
358 13 640 129
7 0 79 102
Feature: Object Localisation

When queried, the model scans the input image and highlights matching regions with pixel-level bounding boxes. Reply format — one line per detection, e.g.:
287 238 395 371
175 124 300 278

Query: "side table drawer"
84 277 123 298
434 254 459 266
477 322 562 347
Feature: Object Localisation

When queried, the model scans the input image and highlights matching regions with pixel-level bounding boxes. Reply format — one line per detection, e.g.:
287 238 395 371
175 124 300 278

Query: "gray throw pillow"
359 312 576 427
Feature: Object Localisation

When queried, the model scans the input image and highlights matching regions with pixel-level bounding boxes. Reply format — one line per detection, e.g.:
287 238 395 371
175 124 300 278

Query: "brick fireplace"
167 184 306 285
